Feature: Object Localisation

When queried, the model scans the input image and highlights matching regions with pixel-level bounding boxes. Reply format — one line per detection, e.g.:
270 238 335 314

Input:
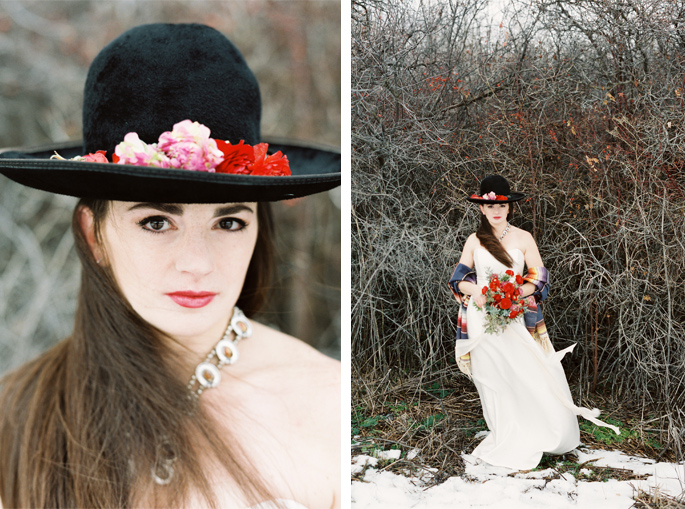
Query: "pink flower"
81 150 108 163
157 120 224 172
114 133 170 167
483 191 497 200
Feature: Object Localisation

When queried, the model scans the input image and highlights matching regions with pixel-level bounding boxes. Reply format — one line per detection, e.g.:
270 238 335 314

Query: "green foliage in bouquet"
474 270 528 335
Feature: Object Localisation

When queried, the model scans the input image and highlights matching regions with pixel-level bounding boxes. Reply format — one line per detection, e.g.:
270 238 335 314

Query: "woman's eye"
139 216 171 232
218 218 246 231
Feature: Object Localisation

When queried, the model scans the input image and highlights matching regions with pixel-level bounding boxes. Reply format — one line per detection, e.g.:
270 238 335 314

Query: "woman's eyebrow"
127 203 184 215
214 204 255 217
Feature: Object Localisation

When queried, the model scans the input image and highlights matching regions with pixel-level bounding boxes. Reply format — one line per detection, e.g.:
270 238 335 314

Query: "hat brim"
0 137 340 203
466 193 526 204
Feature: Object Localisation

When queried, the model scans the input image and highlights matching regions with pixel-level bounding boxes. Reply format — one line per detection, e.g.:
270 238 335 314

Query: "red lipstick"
166 291 217 308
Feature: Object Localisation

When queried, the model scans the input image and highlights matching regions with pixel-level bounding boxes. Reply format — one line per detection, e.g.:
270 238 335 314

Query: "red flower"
249 143 291 176
82 150 108 163
482 286 488 295
505 269 514 276
500 298 512 310
215 139 254 174
502 282 515 294
490 281 499 291
494 294 502 302
509 310 518 319
515 275 523 285
496 195 507 200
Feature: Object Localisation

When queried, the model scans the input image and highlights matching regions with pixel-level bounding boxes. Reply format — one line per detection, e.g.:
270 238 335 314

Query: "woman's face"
479 202 509 227
96 201 258 348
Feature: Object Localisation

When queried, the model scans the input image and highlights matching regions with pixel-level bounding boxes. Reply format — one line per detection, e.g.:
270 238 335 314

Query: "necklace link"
499 223 510 241
186 306 252 398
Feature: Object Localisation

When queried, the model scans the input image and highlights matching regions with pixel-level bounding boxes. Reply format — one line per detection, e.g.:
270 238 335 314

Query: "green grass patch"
353 439 383 457
579 417 663 449
352 405 383 435
414 413 447 431
383 400 417 414
464 418 489 437
423 381 454 398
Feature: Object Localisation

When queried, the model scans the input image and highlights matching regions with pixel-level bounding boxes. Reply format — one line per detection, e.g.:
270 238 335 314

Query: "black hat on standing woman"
466 175 525 204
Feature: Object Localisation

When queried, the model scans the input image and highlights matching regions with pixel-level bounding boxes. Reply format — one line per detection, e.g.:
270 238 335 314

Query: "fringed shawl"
449 263 552 376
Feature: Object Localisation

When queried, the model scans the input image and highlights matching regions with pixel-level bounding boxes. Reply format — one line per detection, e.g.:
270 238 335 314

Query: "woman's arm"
455 234 480 296
521 232 549 300
522 231 544 268
452 234 487 307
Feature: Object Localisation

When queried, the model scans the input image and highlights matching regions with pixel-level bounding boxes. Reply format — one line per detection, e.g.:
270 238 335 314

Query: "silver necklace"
498 223 510 241
186 306 252 397
152 307 252 485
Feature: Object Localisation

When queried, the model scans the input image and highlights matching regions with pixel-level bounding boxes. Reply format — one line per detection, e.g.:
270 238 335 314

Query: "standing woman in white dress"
449 175 618 471
0 24 340 508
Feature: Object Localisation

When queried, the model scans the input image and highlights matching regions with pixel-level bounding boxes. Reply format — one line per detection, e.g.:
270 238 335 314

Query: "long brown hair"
0 200 276 507
476 203 515 268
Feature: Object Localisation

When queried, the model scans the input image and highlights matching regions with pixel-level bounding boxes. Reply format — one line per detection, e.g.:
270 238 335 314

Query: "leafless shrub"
0 0 341 373
352 0 685 462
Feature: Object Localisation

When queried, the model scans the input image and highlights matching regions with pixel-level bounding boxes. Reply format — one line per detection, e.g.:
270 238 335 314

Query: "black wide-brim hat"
0 23 340 203
466 175 525 204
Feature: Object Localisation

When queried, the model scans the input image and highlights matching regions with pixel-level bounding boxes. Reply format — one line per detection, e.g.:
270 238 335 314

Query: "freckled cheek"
215 236 256 283
106 237 171 301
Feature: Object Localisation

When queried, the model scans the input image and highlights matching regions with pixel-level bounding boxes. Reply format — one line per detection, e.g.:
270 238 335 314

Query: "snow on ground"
352 448 685 508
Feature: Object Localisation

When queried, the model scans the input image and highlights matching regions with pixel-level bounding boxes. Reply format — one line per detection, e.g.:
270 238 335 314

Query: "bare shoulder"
240 321 340 396
510 227 543 266
251 321 340 369
458 232 479 266
464 232 479 249
510 226 534 246
208 322 340 507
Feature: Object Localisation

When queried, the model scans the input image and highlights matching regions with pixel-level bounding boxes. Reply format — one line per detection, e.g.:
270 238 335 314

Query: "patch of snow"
375 449 401 461
351 454 378 475
351 448 685 508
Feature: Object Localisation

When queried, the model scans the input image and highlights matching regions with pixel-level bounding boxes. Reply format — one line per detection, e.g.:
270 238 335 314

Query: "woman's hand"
474 294 486 308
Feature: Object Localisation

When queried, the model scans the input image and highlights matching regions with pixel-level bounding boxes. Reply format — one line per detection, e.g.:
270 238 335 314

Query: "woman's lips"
166 291 217 308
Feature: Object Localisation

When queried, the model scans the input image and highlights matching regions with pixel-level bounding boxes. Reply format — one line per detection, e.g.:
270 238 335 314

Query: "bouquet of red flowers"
474 269 527 334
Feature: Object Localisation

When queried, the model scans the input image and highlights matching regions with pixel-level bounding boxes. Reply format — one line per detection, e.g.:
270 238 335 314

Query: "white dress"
455 247 619 470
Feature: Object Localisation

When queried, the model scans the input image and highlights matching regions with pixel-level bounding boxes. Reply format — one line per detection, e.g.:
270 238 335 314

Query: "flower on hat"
81 151 108 163
469 192 508 201
55 120 291 177
51 150 110 163
215 140 254 174
248 144 290 176
214 140 289 176
157 120 224 171
114 132 171 168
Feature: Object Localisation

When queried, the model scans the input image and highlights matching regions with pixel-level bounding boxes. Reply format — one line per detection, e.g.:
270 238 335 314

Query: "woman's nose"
173 229 214 276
